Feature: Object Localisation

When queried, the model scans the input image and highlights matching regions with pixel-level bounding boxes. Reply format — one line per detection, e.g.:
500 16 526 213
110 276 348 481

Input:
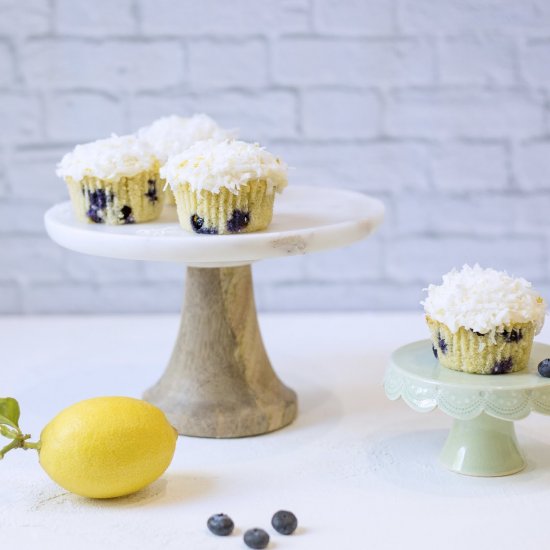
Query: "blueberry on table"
538 359 550 378
244 528 270 549
207 513 234 536
271 510 298 535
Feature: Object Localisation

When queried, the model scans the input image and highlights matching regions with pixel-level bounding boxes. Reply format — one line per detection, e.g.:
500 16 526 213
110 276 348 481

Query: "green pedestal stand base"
385 340 550 477
440 413 525 476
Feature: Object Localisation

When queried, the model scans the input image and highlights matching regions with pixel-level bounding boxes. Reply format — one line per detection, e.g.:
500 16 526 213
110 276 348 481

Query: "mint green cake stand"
384 340 550 477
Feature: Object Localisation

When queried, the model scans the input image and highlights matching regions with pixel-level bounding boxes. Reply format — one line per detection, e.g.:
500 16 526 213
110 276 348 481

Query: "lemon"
38 396 178 499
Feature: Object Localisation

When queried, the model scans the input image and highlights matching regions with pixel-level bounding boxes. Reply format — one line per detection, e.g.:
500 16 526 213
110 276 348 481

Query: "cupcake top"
56 134 156 183
422 264 546 335
137 114 235 164
160 139 288 195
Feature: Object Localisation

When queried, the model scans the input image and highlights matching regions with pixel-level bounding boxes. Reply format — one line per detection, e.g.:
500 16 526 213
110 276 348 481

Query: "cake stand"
45 185 384 438
384 340 550 476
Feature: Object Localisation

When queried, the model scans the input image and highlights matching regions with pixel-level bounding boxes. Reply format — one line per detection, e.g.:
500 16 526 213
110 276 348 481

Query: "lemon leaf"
0 398 21 430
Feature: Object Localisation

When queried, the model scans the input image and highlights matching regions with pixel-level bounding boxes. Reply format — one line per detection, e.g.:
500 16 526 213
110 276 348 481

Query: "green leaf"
0 398 20 430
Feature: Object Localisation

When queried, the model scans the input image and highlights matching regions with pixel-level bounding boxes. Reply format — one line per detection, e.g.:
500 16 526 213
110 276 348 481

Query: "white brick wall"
1 0 550 313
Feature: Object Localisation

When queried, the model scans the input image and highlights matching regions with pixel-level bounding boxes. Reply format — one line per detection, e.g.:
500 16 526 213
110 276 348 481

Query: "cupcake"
137 114 235 205
422 264 546 374
56 134 163 225
160 139 287 235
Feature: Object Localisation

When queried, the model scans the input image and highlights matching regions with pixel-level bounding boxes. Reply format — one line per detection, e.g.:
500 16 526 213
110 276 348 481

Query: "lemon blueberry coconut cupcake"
56 134 163 225
137 114 235 205
422 264 546 375
160 139 288 235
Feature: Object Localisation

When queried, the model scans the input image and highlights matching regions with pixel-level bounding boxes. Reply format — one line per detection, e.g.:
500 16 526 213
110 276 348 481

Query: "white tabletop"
1 312 549 549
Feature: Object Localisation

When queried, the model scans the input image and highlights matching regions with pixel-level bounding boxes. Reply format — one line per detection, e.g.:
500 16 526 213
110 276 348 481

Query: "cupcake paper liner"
427 317 535 374
66 170 164 225
173 179 275 235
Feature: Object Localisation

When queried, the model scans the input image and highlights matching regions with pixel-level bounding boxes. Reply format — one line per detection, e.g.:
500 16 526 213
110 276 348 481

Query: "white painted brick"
128 95 196 130
399 0 550 33
0 0 50 35
313 0 394 36
8 147 67 201
26 282 183 313
522 40 550 86
23 39 185 90
189 39 268 89
194 91 297 140
55 0 136 36
516 141 550 190
272 142 430 191
64 253 144 284
256 282 422 311
0 42 14 86
0 198 51 234
0 282 20 313
386 236 546 284
0 93 42 144
440 36 517 86
0 237 65 283
140 0 309 35
45 92 126 142
304 235 383 281
386 90 545 139
302 90 381 139
142 262 186 283
273 38 434 86
253 256 306 283
393 193 528 236
130 91 297 140
432 143 508 192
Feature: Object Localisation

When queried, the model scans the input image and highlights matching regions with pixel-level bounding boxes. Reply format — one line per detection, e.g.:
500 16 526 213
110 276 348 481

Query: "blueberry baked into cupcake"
160 139 287 235
57 134 163 225
137 114 235 205
422 264 546 375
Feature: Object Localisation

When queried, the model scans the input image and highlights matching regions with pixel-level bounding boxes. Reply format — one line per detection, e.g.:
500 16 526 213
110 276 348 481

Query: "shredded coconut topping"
137 114 235 164
56 134 156 183
160 139 288 195
422 264 546 335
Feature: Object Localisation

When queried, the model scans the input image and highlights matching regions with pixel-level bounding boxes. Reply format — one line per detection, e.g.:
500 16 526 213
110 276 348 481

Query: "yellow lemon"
38 396 178 499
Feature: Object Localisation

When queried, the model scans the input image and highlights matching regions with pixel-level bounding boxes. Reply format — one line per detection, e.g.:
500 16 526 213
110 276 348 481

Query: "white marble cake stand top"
44 185 384 267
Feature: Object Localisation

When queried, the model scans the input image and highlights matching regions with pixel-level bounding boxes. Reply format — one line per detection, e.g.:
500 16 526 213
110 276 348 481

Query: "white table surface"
1 312 549 550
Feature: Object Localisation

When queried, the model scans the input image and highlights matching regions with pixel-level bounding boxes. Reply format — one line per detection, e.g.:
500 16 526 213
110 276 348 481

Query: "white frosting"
56 134 156 183
160 139 288 195
422 264 546 335
137 114 236 164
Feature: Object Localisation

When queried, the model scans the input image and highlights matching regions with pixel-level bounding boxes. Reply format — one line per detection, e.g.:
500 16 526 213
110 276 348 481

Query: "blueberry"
145 179 158 203
271 510 298 535
227 209 250 233
432 345 438 359
86 207 104 223
502 329 522 343
244 529 269 549
86 189 110 223
89 189 108 209
492 357 513 374
120 205 134 224
190 214 218 234
438 334 447 354
538 358 550 378
207 513 234 536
